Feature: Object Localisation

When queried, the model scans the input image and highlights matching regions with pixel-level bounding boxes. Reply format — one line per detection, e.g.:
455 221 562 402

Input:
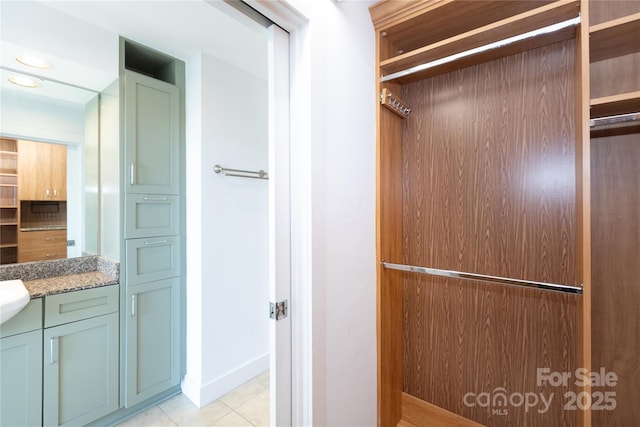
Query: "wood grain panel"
590 54 640 100
402 40 577 285
401 41 578 426
378 76 405 425
591 129 640 427
589 0 640 26
404 274 577 426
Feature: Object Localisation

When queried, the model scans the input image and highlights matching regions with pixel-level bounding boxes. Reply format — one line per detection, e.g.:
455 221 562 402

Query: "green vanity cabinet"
0 298 43 427
43 286 119 427
124 70 180 196
125 278 180 407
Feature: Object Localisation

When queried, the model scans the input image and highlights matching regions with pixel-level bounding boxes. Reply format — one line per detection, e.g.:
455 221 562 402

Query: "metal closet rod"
382 261 583 295
590 112 640 128
214 164 268 180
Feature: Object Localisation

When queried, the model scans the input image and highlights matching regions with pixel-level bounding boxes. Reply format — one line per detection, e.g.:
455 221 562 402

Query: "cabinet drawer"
45 285 119 328
18 230 67 262
126 236 180 285
0 298 43 338
125 194 179 239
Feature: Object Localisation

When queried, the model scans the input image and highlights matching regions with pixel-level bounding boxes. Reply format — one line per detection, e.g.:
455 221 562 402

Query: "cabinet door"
124 70 180 195
17 140 67 201
43 313 119 427
125 278 180 407
18 139 51 200
0 329 43 427
49 143 67 200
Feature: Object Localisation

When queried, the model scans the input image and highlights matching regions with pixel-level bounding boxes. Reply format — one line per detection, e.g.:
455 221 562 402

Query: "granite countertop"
24 271 119 299
0 256 120 299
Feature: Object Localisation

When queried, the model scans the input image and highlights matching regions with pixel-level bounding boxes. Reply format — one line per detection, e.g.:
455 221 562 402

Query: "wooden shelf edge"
590 91 640 118
389 26 576 85
589 13 640 62
381 0 579 76
0 244 18 249
370 0 443 30
401 393 485 427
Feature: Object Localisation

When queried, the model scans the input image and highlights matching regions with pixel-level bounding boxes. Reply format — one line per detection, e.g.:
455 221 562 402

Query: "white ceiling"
0 0 268 94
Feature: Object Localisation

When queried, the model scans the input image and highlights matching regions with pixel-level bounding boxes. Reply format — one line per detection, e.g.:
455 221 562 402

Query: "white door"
267 24 292 427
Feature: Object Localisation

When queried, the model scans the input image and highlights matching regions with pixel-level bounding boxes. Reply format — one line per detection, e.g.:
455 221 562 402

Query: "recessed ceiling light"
16 55 52 69
8 75 41 88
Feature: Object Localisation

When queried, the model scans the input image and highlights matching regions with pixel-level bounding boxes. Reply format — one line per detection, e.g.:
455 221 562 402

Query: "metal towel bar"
214 164 268 180
382 262 583 295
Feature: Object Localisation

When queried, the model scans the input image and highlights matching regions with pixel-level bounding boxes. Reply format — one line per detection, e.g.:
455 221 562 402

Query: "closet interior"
369 1 639 426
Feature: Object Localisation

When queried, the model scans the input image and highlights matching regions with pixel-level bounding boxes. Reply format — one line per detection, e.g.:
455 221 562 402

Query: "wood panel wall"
589 1 640 100
401 40 578 426
590 127 640 427
589 2 640 425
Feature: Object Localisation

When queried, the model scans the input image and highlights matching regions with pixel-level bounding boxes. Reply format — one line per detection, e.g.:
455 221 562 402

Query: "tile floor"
117 371 270 427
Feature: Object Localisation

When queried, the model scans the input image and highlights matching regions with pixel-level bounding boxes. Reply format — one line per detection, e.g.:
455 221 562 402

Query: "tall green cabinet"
120 39 185 409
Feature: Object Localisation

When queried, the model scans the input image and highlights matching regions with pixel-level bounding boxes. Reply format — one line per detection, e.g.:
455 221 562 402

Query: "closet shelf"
590 91 640 119
371 0 564 58
379 0 579 84
589 13 640 63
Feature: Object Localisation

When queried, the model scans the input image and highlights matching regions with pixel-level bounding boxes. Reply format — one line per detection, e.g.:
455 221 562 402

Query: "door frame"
245 2 314 426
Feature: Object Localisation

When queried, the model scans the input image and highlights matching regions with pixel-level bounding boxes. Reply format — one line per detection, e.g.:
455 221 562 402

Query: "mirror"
0 0 267 267
0 67 102 264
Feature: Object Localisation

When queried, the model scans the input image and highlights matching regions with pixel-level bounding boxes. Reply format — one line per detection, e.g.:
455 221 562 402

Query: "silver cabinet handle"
131 294 136 317
45 188 50 198
46 254 58 258
53 189 58 197
130 162 136 185
143 197 168 201
144 240 169 246
50 337 57 364
44 237 58 241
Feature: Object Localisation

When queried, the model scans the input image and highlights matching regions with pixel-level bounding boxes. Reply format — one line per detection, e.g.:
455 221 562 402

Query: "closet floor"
117 371 270 427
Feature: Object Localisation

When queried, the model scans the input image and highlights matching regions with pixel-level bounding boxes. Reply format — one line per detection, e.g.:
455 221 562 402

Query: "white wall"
0 90 87 144
184 51 270 406
276 1 378 425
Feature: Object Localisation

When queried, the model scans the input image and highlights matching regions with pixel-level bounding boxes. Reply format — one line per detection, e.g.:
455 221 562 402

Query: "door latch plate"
269 300 288 320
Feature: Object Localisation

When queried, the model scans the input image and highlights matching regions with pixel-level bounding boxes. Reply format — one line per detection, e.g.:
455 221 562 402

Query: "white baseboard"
182 353 269 408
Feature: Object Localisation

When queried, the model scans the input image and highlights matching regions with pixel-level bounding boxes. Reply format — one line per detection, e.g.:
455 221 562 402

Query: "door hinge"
269 300 288 320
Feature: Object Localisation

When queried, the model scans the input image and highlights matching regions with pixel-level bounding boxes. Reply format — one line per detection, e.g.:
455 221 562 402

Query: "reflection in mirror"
0 67 99 264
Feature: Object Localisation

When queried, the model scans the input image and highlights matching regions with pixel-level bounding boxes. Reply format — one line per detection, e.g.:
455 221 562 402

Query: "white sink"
0 279 30 325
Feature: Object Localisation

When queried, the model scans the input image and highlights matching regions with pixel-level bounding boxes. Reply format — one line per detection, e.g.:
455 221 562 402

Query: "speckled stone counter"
0 256 119 298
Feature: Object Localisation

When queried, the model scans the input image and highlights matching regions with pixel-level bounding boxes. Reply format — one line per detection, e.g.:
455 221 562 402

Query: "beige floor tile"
254 371 270 390
235 390 269 427
116 406 178 427
159 394 233 427
220 379 266 409
209 410 254 427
